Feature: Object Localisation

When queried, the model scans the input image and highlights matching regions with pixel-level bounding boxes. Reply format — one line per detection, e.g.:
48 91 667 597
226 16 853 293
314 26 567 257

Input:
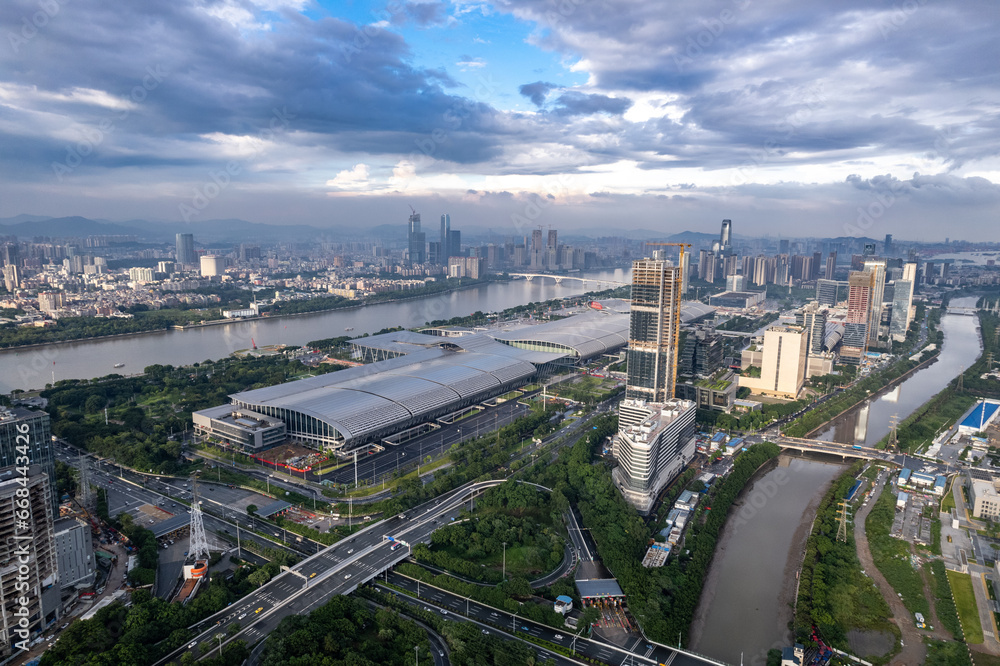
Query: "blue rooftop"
961 401 1000 430
556 595 573 603
899 468 912 483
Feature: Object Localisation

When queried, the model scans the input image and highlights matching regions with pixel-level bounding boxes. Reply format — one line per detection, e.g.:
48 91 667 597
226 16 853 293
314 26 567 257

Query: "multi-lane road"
157 479 509 664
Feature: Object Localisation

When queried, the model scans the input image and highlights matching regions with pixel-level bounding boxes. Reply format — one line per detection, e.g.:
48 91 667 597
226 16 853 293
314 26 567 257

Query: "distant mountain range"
0 215 338 244
0 215 880 248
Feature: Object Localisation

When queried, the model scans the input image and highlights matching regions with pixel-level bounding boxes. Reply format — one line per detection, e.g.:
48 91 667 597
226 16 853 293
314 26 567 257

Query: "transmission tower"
189 483 210 562
836 501 851 542
77 453 94 515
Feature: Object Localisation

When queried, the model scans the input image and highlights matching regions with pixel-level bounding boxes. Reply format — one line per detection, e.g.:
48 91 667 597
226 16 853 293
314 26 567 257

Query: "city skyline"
1 1 998 239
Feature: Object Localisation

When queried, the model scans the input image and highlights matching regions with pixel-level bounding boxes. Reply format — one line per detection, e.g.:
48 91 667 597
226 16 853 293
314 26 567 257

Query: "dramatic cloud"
0 0 997 239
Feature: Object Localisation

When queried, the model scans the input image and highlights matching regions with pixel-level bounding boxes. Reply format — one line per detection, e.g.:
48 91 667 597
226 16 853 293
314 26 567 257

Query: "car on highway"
188 641 197 649
238 613 247 620
255 607 263 614
344 573 352 580
481 629 489 635
347 549 354 554
309 572 317 578
554 634 564 640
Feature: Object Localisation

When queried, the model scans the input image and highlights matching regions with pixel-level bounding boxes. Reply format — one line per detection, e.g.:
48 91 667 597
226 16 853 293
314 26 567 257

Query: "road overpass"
775 435 886 461
509 272 628 287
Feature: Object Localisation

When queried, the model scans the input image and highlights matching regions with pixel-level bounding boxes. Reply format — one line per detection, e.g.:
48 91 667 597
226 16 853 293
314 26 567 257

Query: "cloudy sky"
1 0 998 239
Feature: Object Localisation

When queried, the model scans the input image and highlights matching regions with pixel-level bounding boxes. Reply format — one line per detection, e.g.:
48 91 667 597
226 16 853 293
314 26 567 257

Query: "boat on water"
114 363 125 368
345 327 354 331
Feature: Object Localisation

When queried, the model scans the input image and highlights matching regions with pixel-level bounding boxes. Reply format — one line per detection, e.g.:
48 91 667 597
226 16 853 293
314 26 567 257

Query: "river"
0 269 630 393
690 456 846 666
813 295 983 446
689 296 984 664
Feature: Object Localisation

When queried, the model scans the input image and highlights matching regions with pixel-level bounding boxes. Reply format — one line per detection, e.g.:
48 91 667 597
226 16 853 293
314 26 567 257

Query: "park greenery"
40 552 296 666
519 409 781 644
866 487 930 618
259 596 435 666
928 560 964 641
330 404 564 519
116 518 159 587
795 464 896 649
41 355 342 474
414 481 564 583
356 586 557 666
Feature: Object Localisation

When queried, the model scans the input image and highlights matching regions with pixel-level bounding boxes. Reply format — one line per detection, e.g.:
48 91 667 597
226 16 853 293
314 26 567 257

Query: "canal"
813 295 983 446
690 296 984 664
0 268 630 393
689 456 846 666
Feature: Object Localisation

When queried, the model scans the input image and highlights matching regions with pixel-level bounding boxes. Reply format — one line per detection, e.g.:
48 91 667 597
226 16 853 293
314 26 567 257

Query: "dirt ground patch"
254 443 328 470
137 504 173 520
846 628 895 658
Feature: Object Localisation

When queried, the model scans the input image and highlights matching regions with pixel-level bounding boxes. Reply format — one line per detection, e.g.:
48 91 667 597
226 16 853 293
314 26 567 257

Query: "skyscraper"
890 262 917 342
0 407 55 516
719 219 732 254
614 247 695 514
175 233 196 266
842 270 874 364
825 251 837 280
623 252 684 408
439 214 451 264
884 234 893 255
796 302 828 354
863 259 886 347
407 211 425 265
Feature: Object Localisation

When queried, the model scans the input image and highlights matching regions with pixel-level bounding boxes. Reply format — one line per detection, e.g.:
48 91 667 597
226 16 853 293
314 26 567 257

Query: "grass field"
947 570 985 644
942 483 957 512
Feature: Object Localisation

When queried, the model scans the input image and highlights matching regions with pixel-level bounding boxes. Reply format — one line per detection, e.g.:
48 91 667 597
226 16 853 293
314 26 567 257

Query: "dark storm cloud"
518 81 556 106
551 91 632 117
0 0 501 170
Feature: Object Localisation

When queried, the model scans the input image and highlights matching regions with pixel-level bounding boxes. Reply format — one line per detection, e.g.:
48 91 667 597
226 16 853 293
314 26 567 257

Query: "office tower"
679 250 690 294
448 230 461 259
679 326 723 378
825 251 837 280
407 212 425 265
863 259 886 347
200 255 225 277
924 261 935 284
719 219 733 254
812 251 823 279
623 253 684 408
890 279 914 342
440 214 451 264
55 518 96 589
2 264 19 292
842 270 874 364
795 302 828 354
702 251 716 283
738 325 809 398
889 262 918 342
1 244 18 267
698 249 710 280
238 244 261 261
941 262 952 279
428 241 441 265
726 274 745 292
884 234 893 255
612 398 696 514
0 408 56 516
0 464 58 657
175 233 196 266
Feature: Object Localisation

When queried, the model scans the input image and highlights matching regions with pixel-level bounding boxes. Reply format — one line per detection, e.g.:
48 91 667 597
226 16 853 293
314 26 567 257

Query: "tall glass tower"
175 233 196 266
624 253 684 406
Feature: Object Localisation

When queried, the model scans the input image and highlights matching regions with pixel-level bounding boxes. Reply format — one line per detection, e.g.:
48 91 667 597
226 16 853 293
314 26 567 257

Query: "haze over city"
2 0 999 238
